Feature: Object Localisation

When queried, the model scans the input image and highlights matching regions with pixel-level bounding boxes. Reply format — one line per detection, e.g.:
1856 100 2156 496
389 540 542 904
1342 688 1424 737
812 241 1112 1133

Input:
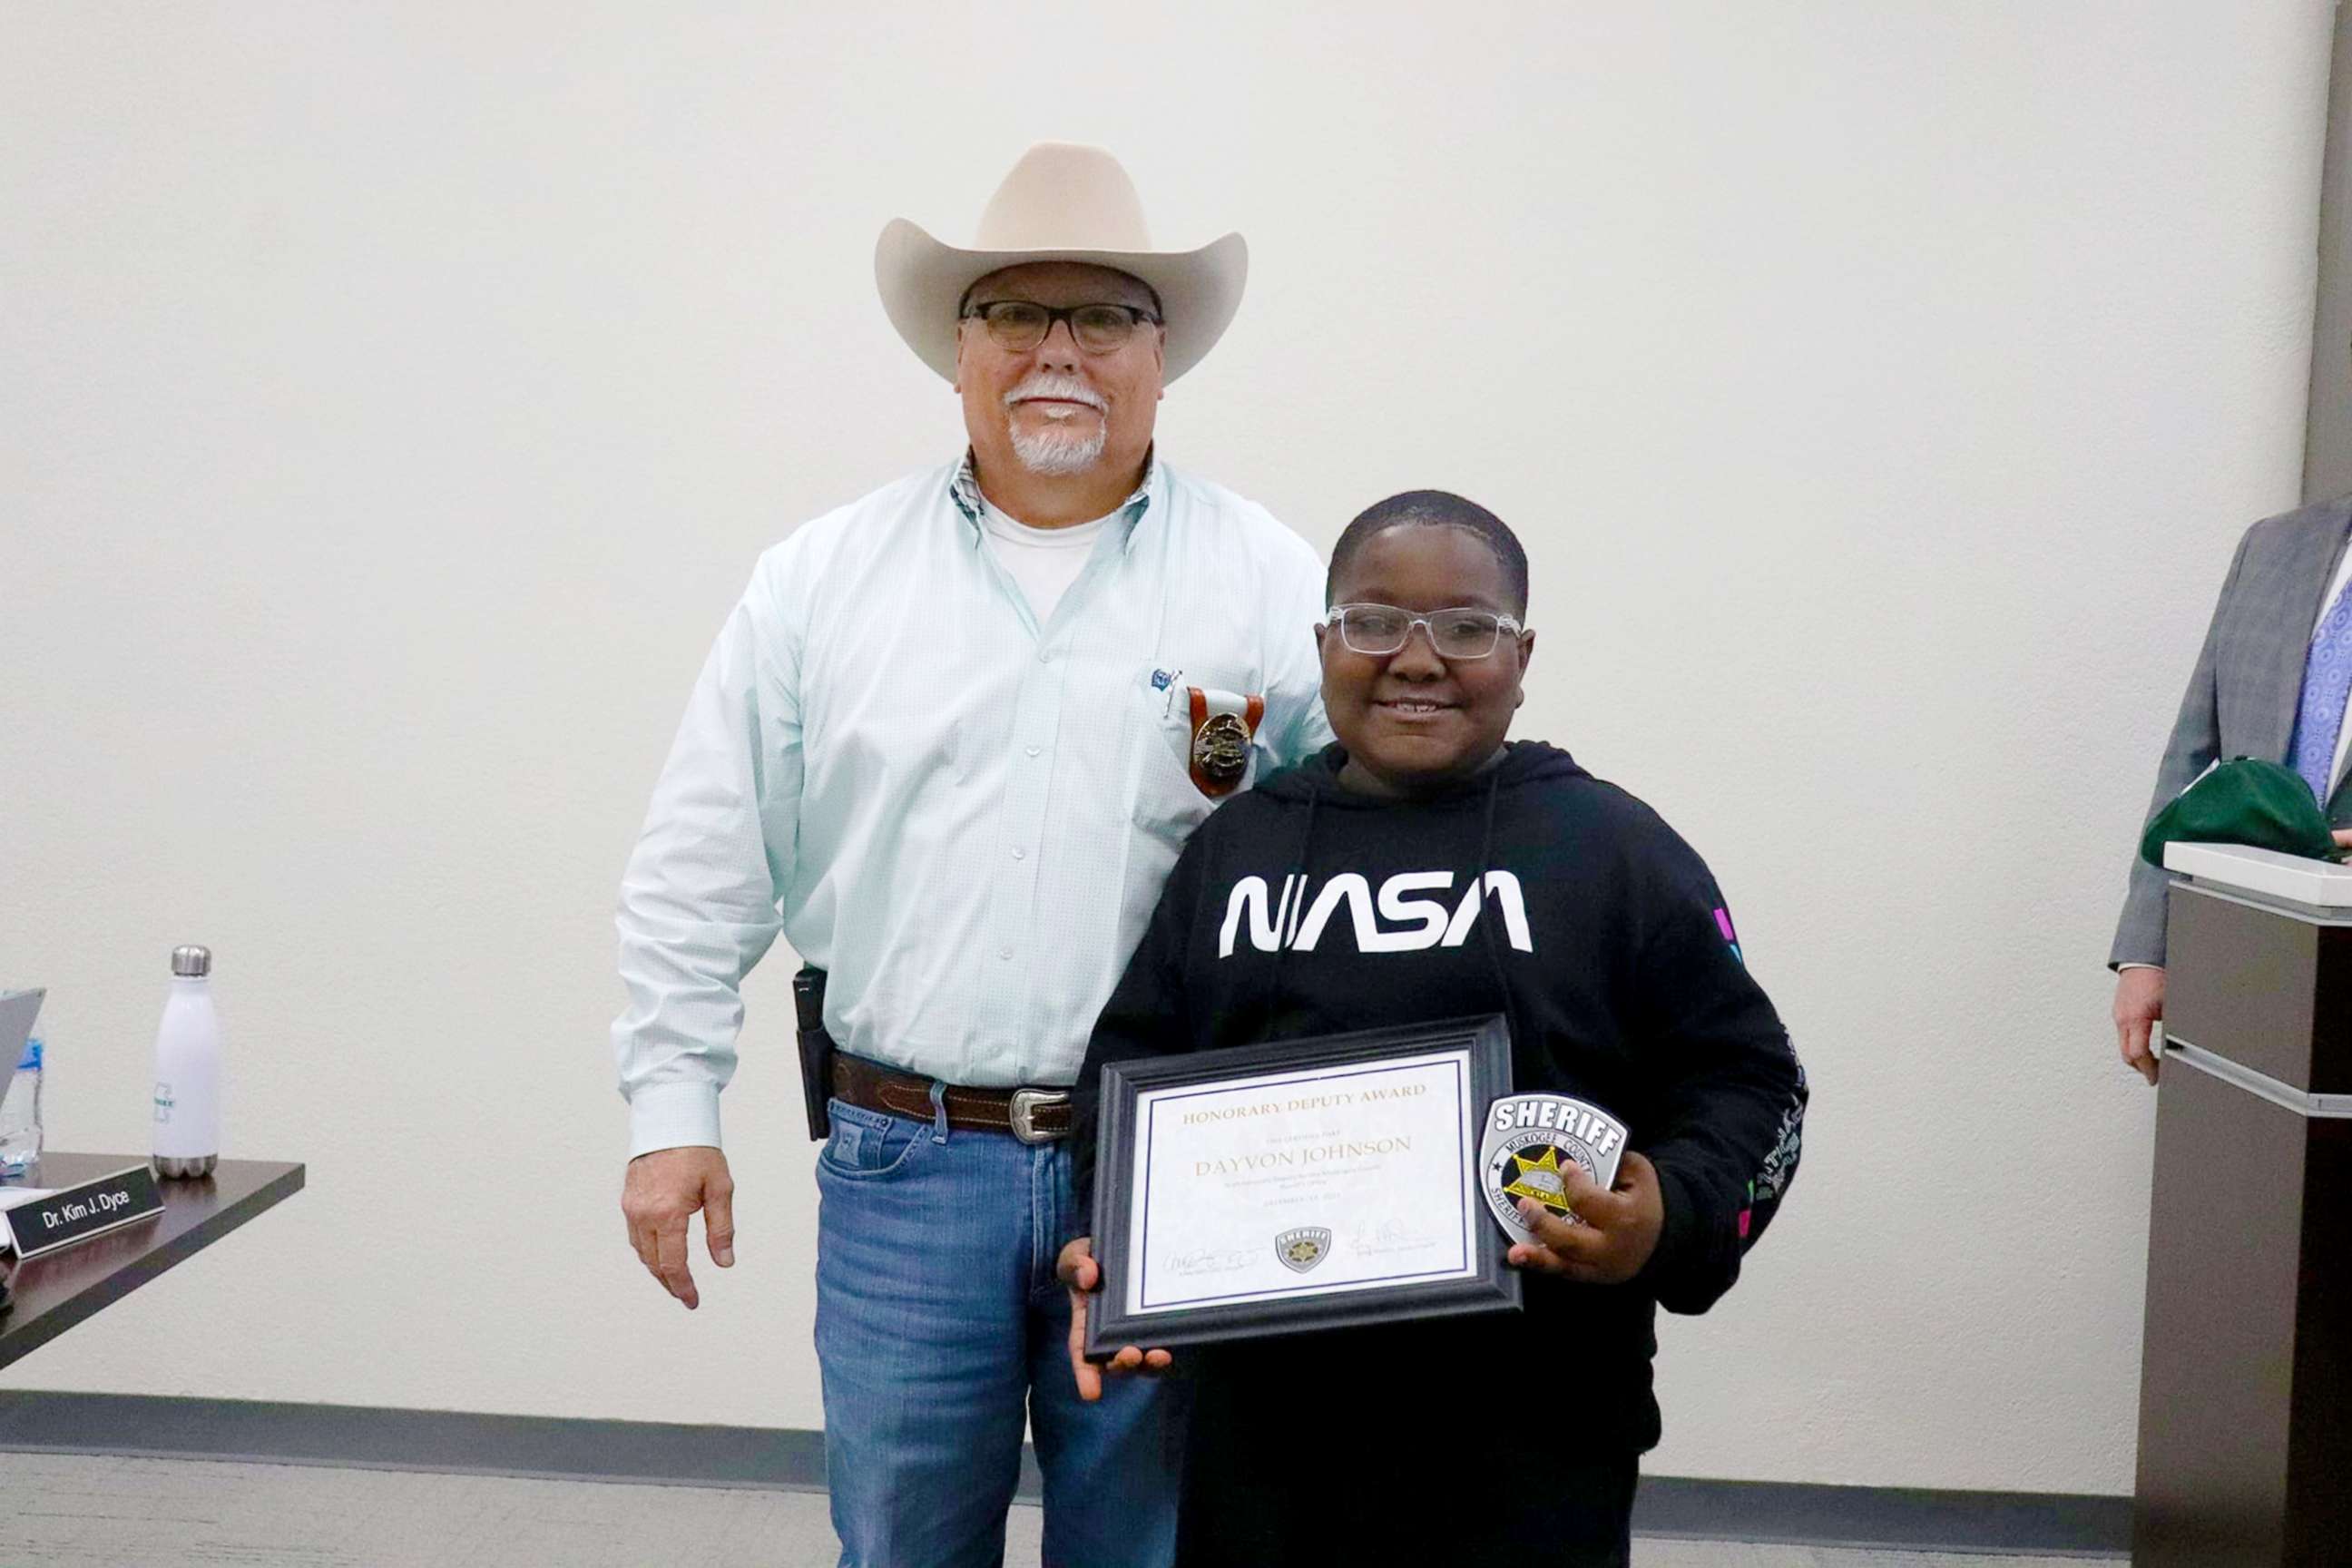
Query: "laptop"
1 988 47 1275
0 989 41 1071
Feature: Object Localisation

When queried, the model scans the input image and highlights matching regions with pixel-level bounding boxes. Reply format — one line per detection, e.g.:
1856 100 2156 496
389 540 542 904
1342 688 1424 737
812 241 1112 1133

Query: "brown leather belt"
829 1054 1073 1144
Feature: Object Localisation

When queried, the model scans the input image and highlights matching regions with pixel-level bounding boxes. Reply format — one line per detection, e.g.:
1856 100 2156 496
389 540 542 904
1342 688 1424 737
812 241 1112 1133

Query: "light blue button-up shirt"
612 456 1332 1157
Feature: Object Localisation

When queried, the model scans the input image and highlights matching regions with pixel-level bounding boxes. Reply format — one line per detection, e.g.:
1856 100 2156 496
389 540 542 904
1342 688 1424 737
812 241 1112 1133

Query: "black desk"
0 1152 305 1370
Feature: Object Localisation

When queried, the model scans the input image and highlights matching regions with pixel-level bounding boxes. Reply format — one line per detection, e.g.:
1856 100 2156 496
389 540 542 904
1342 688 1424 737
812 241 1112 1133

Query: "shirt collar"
949 446 1160 549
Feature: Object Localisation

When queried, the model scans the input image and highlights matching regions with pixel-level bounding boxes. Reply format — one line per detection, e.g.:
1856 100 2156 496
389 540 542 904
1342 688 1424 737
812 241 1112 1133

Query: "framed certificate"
1084 1014 1522 1356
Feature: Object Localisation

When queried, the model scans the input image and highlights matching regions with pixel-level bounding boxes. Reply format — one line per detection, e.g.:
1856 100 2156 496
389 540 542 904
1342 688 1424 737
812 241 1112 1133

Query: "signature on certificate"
1348 1217 1437 1255
1164 1246 1256 1277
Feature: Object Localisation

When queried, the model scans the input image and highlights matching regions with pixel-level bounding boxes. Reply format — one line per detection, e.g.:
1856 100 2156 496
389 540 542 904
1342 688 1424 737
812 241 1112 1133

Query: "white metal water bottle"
152 945 222 1178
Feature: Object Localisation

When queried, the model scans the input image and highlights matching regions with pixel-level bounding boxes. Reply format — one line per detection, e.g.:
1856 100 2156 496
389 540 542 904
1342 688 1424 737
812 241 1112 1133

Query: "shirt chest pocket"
1131 661 1265 842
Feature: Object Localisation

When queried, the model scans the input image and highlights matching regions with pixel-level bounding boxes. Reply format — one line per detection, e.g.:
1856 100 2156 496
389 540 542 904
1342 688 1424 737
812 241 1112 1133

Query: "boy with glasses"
1063 490 1808 1565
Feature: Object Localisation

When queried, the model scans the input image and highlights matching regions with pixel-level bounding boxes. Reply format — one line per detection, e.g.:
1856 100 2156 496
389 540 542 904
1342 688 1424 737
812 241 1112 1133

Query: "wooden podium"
2133 843 2352 1566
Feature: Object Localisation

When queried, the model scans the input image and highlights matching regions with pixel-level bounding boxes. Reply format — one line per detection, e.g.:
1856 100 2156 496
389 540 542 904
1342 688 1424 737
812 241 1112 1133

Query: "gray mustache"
1004 375 1106 412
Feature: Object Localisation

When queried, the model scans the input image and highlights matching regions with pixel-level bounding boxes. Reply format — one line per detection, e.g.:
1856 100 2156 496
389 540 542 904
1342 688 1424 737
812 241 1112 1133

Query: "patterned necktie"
2289 573 2352 806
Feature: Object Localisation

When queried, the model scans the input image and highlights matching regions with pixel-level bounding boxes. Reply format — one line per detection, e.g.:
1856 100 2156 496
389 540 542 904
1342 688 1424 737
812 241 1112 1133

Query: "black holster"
792 965 837 1141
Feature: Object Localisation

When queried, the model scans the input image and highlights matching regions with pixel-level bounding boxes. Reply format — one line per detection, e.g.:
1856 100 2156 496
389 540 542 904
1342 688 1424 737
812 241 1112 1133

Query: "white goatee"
1004 374 1109 475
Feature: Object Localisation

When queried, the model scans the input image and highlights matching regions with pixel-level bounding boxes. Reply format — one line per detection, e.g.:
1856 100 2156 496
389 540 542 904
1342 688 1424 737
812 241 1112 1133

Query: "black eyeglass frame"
958 300 1165 354
1321 603 1529 661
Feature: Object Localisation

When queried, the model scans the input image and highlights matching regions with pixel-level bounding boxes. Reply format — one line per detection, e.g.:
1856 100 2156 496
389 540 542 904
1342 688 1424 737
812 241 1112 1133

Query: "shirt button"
1024 745 1041 759
1037 649 1053 664
1011 847 1026 861
998 946 1015 961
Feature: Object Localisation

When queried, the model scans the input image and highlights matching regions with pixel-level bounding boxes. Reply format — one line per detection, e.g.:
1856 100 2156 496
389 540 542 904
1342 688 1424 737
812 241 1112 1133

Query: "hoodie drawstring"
1472 763 1523 1053
1259 775 1321 1034
1258 746 1526 1046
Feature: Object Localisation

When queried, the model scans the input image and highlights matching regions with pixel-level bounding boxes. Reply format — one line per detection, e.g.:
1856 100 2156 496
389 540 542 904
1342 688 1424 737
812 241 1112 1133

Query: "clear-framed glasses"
1324 603 1525 660
960 300 1162 355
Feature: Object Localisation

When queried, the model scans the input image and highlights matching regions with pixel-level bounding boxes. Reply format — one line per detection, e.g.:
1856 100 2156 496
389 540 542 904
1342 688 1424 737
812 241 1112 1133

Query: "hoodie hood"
1253 739 1592 807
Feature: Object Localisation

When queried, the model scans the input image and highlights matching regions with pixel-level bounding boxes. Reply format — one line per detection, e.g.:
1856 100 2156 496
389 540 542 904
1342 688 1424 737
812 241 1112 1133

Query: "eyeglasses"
1324 603 1525 660
960 300 1162 355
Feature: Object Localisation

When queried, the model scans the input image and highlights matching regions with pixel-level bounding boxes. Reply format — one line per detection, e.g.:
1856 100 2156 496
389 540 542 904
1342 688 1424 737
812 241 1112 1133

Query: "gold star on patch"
1500 1144 1573 1210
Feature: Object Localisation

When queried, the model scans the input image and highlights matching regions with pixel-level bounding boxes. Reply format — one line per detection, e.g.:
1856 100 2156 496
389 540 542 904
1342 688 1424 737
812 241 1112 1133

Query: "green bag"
2140 757 2347 868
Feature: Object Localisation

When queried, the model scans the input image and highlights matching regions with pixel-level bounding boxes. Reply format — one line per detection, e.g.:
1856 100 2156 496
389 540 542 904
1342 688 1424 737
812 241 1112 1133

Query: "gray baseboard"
0 1392 2130 1557
0 1391 837 1494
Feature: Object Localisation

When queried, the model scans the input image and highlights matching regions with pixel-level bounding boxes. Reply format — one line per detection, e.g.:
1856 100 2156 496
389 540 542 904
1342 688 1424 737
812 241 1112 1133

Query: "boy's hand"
1506 1150 1663 1284
1058 1237 1172 1400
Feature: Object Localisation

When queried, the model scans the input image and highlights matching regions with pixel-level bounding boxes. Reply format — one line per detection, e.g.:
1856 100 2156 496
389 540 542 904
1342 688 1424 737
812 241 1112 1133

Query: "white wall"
2307 2 2352 502
1 2 2332 1495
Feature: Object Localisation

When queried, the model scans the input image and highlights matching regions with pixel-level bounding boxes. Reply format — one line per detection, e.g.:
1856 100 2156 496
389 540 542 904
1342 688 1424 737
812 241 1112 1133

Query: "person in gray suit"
2111 495 2352 1082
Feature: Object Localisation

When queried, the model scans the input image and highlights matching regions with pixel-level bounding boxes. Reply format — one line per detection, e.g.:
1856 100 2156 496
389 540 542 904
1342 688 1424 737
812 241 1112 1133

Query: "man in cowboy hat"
609 143 1329 1565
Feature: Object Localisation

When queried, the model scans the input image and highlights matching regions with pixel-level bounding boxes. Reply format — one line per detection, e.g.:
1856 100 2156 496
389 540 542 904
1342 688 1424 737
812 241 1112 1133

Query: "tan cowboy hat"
875 142 1248 385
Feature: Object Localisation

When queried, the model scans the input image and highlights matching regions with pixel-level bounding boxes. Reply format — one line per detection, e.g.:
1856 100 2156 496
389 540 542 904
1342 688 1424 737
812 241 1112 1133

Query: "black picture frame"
1085 1014 1523 1357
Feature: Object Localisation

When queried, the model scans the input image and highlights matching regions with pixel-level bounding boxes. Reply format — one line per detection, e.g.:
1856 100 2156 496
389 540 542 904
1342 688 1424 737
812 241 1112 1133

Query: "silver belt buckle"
1008 1087 1070 1145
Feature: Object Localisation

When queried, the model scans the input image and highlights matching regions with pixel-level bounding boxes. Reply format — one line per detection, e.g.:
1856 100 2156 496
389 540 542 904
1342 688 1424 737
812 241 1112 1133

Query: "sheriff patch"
1479 1093 1629 1244
1187 686 1265 798
1275 1225 1332 1273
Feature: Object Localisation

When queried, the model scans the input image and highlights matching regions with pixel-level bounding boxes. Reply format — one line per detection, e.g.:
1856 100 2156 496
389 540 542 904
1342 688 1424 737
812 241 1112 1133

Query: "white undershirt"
979 501 1117 624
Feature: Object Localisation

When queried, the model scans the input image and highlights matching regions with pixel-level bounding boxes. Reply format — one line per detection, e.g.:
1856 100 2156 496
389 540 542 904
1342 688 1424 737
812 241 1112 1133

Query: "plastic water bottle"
0 1034 42 1182
152 946 222 1179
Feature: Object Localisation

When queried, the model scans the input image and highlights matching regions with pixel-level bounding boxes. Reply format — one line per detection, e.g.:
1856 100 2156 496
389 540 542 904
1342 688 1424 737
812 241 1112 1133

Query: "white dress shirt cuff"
627 1080 724 1159
2115 962 2162 974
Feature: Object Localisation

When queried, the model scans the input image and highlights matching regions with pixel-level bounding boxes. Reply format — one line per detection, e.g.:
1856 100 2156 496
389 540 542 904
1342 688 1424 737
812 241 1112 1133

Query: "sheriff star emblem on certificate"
1274 1225 1332 1273
1479 1093 1628 1244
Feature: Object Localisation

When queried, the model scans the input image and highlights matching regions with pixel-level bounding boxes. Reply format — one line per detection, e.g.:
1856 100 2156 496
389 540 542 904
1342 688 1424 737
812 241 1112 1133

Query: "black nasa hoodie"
1072 740 1808 1481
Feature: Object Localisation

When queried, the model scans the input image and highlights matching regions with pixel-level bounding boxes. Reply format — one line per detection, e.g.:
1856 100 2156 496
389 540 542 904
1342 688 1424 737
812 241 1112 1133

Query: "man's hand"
1057 1237 1171 1401
1506 1149 1665 1285
2113 966 2165 1086
622 1146 735 1310
2335 828 2352 850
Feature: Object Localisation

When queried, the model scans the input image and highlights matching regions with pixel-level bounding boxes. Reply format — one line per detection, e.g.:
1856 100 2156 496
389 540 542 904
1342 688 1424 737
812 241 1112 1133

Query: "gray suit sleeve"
2108 528 2256 968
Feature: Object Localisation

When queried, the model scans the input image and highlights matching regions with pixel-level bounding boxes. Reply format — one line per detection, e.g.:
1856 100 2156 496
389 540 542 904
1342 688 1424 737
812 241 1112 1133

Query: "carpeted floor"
0 1454 2121 1566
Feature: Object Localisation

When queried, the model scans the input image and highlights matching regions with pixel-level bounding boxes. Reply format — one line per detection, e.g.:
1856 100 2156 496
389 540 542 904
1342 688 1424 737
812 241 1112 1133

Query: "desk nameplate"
1 1164 164 1260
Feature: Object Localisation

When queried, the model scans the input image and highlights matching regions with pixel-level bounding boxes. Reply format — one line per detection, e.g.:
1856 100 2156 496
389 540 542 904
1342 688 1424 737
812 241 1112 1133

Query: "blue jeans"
815 1094 1185 1568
